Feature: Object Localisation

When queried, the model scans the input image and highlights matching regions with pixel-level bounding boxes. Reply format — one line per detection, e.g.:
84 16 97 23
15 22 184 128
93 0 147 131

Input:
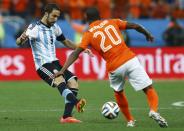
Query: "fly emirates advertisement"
0 48 184 81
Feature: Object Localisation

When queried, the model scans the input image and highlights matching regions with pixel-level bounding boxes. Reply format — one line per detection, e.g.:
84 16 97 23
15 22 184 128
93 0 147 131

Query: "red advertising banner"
0 48 184 81
132 48 184 79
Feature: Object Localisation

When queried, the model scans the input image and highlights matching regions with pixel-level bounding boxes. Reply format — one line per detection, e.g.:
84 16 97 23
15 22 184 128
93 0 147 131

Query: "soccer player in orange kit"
54 7 168 127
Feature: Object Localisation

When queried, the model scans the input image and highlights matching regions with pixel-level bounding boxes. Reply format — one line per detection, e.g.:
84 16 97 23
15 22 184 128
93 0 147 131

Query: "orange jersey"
79 19 136 72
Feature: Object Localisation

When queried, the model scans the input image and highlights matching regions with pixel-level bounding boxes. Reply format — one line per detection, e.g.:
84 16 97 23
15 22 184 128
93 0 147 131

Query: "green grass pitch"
0 80 184 131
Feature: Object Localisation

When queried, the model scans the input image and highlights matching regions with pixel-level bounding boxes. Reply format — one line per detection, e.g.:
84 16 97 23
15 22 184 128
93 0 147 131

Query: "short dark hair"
44 3 60 14
86 7 100 23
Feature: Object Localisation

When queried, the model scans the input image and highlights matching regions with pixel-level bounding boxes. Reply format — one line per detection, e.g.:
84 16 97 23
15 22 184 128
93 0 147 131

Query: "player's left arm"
62 39 93 56
56 32 76 50
126 22 154 42
57 33 93 56
62 39 77 50
53 47 84 77
55 24 93 55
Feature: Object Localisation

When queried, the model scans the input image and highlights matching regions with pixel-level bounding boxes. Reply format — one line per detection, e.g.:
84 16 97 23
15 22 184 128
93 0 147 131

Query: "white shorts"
108 57 152 92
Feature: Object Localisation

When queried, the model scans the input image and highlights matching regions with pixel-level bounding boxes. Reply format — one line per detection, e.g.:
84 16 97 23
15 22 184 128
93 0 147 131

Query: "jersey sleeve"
79 32 91 49
54 23 63 37
26 23 38 39
54 23 66 41
114 19 127 30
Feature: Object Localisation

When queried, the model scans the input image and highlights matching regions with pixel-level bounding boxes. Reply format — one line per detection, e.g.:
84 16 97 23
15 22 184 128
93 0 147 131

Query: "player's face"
47 9 60 26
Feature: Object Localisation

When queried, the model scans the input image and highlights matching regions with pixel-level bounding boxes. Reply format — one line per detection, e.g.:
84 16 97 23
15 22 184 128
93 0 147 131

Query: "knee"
143 84 153 93
67 79 78 88
53 75 65 87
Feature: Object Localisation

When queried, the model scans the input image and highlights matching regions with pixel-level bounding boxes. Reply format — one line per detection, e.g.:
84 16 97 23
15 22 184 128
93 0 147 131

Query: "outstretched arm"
53 47 84 78
16 30 28 46
126 22 154 42
62 39 77 50
62 39 94 57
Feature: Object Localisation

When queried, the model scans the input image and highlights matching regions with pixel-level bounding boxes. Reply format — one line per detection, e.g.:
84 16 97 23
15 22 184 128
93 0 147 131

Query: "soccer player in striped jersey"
54 7 168 127
16 3 92 123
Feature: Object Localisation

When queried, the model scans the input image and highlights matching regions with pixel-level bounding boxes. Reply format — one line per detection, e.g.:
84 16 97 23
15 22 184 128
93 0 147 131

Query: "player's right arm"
126 22 154 42
16 23 38 46
53 47 84 78
16 30 28 46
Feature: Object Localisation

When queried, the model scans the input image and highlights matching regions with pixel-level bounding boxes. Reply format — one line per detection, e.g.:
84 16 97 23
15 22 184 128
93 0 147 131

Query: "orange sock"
114 91 134 121
144 86 158 112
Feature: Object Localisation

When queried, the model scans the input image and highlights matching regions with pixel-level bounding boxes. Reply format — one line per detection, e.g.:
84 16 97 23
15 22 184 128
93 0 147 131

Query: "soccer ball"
101 101 120 119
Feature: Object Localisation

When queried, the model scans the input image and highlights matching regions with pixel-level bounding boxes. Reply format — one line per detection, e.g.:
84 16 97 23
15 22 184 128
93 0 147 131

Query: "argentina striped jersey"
26 21 63 70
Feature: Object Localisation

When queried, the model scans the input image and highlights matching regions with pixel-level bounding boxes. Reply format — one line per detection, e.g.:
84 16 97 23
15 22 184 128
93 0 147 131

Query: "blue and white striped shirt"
26 21 64 70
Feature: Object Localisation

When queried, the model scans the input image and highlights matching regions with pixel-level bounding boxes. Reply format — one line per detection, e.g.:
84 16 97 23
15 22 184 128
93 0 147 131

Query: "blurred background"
0 0 184 48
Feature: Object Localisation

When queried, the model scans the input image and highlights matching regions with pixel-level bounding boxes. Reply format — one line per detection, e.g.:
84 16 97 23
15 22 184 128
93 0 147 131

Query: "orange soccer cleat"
60 117 82 123
76 99 86 113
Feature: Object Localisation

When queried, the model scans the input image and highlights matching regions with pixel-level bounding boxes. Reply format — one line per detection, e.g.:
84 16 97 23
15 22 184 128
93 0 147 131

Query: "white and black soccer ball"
101 101 120 119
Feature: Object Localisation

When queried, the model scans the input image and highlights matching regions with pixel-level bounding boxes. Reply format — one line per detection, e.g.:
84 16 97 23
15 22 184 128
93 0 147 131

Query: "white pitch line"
0 107 183 113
